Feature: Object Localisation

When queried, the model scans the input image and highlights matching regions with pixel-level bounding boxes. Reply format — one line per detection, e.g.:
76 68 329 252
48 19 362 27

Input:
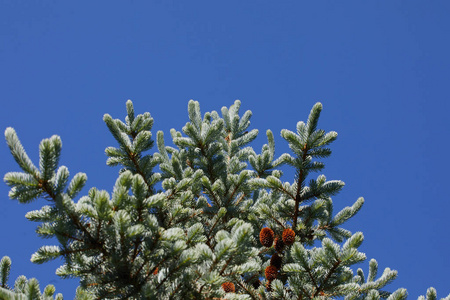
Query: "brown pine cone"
221 282 235 293
265 265 278 281
270 253 282 269
274 237 285 253
282 228 295 245
259 227 275 247
251 279 261 289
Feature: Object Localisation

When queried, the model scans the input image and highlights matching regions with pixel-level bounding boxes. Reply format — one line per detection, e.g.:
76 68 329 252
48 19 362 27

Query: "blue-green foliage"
0 256 64 300
3 100 446 300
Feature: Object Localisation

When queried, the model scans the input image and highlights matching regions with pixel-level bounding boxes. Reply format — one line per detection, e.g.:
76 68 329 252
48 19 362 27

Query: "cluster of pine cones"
259 227 295 290
221 227 296 294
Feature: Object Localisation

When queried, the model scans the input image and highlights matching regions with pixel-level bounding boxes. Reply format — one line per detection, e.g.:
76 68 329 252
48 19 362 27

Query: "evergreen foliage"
2 100 448 299
0 255 64 299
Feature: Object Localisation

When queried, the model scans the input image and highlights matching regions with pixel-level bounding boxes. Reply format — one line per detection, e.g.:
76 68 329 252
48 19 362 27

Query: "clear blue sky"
1 1 449 299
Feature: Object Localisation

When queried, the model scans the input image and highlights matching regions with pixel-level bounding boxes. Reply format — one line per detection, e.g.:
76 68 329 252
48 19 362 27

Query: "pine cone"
265 265 278 281
282 228 295 246
259 227 274 247
221 282 235 293
251 279 261 289
270 253 282 269
274 237 285 253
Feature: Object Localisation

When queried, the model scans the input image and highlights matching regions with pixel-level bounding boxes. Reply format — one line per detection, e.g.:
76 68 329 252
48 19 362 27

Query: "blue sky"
1 1 449 298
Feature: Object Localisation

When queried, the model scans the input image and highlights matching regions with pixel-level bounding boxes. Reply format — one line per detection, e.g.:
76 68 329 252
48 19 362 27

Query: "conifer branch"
305 263 319 292
38 180 107 256
155 264 183 290
297 284 312 299
235 279 259 300
205 215 223 246
127 151 154 196
293 144 309 230
270 215 286 229
219 256 235 276
314 259 341 297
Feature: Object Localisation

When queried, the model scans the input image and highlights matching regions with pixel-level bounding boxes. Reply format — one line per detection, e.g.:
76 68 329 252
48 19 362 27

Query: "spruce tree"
2 100 448 300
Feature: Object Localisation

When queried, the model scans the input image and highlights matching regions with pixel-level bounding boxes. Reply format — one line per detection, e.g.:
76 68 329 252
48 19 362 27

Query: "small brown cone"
270 253 282 269
221 282 235 293
153 267 158 275
274 237 285 253
259 227 275 247
265 265 278 281
282 228 295 246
